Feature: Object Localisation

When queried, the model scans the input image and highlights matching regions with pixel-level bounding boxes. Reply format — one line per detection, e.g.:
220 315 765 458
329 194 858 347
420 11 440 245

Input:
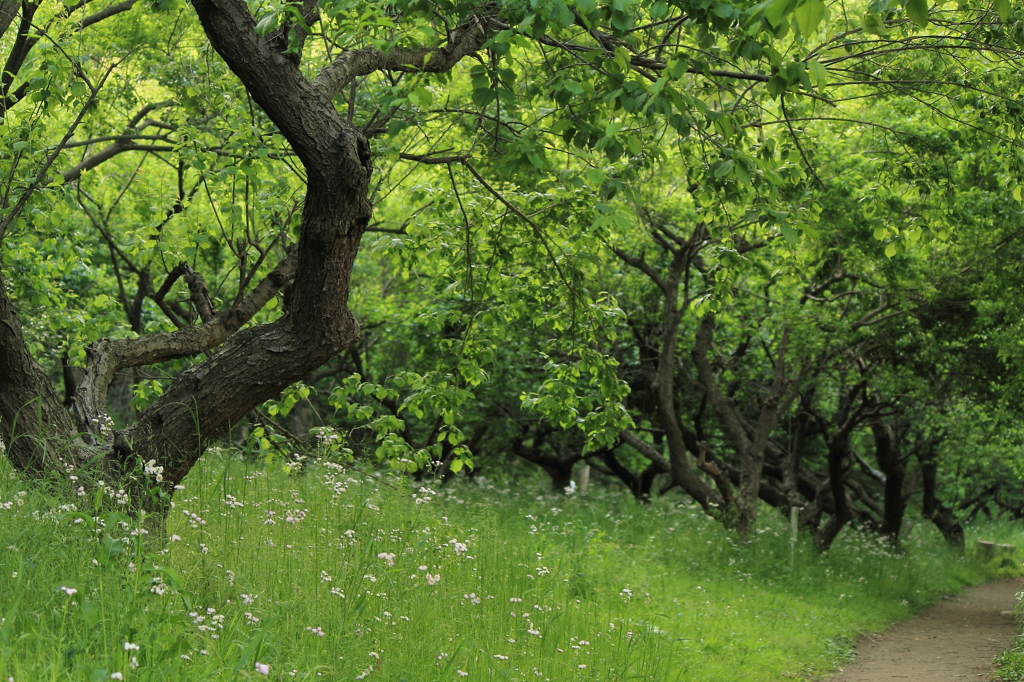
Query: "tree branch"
313 14 490 98
80 0 138 29
618 429 671 471
62 143 175 183
73 253 297 440
0 0 18 41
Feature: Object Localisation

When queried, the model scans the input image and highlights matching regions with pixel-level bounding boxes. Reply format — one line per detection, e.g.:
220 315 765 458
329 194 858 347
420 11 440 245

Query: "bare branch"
126 100 175 128
850 302 901 330
80 0 138 29
62 143 175 183
73 253 298 439
619 429 671 471
613 248 670 295
64 134 172 149
182 264 217 323
399 152 471 165
313 14 490 98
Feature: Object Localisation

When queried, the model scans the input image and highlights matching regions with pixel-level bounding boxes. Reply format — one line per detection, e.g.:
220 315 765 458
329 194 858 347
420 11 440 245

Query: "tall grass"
0 449 1015 681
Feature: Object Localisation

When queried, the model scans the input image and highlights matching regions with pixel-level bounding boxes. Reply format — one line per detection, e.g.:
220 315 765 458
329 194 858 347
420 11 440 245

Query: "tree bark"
0 0 398 508
814 435 855 552
917 445 965 550
614 224 726 515
693 315 796 537
871 419 906 546
0 277 90 477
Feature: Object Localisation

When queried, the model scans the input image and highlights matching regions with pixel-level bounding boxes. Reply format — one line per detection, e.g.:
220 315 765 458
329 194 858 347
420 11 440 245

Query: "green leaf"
767 74 788 98
794 0 825 35
884 242 897 258
994 0 1011 21
905 0 929 26
713 159 735 177
97 535 125 567
765 0 795 27
713 2 735 18
734 160 751 185
1014 185 1022 202
780 223 799 244
410 86 433 107
807 60 828 86
254 12 280 35
626 134 642 156
861 11 889 35
472 88 497 107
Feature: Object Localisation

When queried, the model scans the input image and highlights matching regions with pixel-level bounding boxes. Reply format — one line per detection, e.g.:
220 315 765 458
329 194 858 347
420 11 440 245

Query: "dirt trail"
827 580 1021 682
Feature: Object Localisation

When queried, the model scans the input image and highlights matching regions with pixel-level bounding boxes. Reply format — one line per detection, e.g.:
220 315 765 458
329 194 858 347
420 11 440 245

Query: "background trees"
0 0 1022 546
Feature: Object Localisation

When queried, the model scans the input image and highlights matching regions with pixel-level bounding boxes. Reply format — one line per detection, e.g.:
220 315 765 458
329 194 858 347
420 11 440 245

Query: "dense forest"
1 0 1024 557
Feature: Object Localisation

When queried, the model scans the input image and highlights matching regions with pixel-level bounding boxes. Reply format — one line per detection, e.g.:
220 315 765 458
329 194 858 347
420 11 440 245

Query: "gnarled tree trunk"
0 0 487 512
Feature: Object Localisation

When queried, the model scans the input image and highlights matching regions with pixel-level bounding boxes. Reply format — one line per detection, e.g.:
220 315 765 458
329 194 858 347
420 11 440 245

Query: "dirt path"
827 580 1021 682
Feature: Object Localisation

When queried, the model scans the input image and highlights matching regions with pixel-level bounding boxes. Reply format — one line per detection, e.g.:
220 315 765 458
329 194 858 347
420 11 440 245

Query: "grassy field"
0 450 1018 682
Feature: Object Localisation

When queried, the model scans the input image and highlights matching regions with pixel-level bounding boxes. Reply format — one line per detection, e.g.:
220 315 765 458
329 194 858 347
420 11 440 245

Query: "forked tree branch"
73 253 297 441
313 14 490 98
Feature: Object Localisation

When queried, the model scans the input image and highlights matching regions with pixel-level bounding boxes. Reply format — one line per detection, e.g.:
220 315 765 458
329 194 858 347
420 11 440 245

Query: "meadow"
0 448 1018 682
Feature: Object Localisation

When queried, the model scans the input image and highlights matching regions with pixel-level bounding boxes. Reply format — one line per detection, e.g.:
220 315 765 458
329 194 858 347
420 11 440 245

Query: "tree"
1 0 1023 524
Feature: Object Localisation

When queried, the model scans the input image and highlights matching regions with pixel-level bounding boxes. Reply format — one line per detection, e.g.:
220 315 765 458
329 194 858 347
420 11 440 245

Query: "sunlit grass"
0 449 1016 681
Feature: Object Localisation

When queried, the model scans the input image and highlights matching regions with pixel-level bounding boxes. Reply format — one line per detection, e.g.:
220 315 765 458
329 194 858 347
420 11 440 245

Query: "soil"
827 579 1021 682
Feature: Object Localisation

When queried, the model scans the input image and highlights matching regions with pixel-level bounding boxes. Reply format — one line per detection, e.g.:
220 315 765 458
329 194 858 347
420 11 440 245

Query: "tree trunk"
814 436 855 552
599 447 668 502
0 277 91 477
0 0 373 510
871 420 906 546
510 431 581 492
917 446 964 550
693 315 795 537
615 225 725 515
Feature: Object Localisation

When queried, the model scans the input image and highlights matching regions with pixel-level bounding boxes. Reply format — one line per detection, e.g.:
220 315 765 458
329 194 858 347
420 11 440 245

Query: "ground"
828 580 1020 681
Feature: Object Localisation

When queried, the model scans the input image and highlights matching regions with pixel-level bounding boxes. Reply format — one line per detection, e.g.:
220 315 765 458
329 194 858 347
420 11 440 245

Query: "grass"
0 449 1018 682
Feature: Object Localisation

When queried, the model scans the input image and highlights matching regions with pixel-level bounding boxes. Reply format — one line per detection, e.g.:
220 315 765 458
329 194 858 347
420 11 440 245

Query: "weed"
0 452 1015 681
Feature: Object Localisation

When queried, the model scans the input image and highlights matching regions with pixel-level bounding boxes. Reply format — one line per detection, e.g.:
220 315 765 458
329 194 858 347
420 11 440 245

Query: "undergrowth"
0 450 1017 681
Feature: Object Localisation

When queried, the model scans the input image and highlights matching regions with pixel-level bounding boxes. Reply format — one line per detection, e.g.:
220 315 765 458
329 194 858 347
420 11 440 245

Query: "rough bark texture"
0 0 455 508
693 315 795 536
0 0 506 504
871 419 906 545
0 276 90 476
115 0 371 495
